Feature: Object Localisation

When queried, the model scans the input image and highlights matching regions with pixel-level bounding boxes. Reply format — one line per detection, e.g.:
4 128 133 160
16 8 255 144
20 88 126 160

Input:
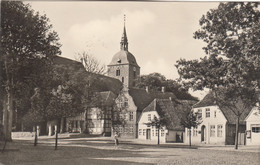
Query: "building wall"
46 119 59 136
246 107 260 145
166 131 184 143
86 107 112 136
112 90 138 138
226 124 246 145
184 106 227 145
66 112 86 133
107 64 140 88
138 111 167 143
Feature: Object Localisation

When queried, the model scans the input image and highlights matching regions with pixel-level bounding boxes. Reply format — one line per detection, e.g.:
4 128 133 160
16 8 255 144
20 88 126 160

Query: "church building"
107 18 140 88
107 18 179 139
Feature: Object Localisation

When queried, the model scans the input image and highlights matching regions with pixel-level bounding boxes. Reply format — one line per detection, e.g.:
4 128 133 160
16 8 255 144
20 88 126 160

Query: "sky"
28 1 219 99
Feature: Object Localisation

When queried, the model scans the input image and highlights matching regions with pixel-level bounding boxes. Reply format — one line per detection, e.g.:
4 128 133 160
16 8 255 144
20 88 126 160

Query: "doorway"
146 129 151 140
201 125 206 142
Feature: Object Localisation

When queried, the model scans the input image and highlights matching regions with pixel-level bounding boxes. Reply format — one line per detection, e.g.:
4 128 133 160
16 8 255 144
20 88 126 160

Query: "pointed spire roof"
120 14 128 51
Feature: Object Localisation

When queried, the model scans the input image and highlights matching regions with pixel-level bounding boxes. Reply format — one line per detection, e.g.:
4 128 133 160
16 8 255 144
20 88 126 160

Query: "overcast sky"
28 1 219 98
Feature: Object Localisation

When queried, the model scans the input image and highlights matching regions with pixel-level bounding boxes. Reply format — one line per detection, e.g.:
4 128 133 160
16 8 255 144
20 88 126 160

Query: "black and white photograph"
0 0 260 164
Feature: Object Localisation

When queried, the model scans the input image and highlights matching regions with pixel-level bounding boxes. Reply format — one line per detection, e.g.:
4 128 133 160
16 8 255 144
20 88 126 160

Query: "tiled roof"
142 99 195 131
193 93 216 108
99 91 117 106
128 88 177 112
53 56 123 95
193 91 252 124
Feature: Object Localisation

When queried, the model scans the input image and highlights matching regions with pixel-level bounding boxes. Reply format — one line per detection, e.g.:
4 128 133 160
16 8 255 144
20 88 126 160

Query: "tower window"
122 77 124 83
116 69 120 76
133 71 136 79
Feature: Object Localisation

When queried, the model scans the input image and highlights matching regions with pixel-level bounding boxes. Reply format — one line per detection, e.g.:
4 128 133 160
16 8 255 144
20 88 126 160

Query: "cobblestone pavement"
0 137 259 165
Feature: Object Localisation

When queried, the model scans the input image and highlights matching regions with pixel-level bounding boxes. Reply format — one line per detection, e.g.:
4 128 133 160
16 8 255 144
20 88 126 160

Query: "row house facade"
184 92 251 145
138 99 195 143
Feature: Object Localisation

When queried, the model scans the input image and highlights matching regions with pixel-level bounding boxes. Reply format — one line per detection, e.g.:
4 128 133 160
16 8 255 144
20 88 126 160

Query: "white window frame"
206 108 210 118
210 125 215 137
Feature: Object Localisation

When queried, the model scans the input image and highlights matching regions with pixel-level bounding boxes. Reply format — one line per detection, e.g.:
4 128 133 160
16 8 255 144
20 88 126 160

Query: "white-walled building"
245 106 260 145
184 92 251 145
138 99 193 143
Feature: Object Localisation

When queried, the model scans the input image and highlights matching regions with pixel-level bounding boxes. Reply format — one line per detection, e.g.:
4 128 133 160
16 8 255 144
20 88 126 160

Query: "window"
123 113 127 120
139 129 142 135
130 126 133 133
156 129 158 136
119 127 123 133
206 108 210 118
124 127 129 133
133 71 136 79
143 129 146 136
119 114 123 120
161 129 164 137
197 109 202 119
193 127 198 137
214 111 217 118
124 98 128 107
122 77 124 83
129 112 133 121
210 125 215 137
217 125 223 137
252 124 260 133
116 69 120 76
148 114 151 121
118 98 123 108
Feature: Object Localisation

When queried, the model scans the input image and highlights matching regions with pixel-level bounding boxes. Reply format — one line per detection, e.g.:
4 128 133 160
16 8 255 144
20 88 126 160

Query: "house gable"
245 106 260 122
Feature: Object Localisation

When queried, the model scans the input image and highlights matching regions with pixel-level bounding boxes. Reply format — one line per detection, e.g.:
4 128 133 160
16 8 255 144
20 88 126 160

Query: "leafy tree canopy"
176 2 260 94
135 73 198 101
1 1 61 135
176 2 260 149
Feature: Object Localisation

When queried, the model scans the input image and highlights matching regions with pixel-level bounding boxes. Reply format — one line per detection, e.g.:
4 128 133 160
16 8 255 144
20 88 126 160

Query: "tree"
181 111 201 147
145 116 167 145
176 2 260 149
77 52 106 75
135 73 198 101
1 1 61 140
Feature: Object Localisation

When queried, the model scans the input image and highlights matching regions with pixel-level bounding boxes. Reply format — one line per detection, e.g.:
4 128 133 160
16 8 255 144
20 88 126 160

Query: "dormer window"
117 58 121 63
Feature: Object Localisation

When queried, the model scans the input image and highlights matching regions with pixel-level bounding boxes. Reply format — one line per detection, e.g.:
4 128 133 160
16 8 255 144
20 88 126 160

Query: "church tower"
107 16 140 88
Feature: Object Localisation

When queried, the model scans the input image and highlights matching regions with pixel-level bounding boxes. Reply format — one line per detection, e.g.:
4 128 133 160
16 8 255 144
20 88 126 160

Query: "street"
0 137 259 165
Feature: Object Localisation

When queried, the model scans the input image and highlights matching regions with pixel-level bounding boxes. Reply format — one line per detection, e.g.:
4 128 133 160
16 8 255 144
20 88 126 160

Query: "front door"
146 129 151 140
201 125 206 142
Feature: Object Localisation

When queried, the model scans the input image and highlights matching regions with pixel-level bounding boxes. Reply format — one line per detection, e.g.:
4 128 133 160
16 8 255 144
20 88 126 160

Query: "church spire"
120 14 128 51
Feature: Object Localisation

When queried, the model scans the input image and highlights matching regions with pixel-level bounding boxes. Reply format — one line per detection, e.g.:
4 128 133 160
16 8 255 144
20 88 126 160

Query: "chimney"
146 86 149 93
161 86 165 93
